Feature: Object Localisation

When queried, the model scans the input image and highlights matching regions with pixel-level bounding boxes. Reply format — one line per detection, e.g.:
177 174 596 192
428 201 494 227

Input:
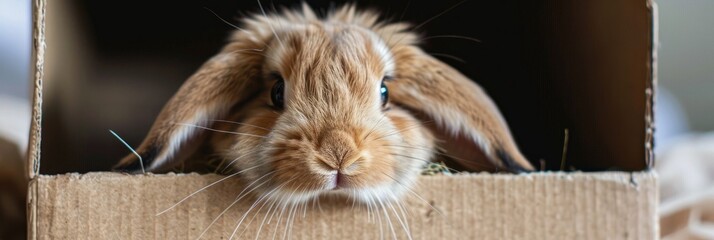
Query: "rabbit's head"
116 4 533 204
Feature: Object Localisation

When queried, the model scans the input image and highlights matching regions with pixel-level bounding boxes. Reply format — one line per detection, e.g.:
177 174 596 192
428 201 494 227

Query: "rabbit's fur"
116 4 533 205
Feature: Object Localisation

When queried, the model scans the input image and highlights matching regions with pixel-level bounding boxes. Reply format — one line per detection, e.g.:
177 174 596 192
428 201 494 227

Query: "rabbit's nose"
316 129 361 172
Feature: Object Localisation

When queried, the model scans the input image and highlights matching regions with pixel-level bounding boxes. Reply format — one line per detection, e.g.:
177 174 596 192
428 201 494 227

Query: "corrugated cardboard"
27 0 660 239
29 172 657 239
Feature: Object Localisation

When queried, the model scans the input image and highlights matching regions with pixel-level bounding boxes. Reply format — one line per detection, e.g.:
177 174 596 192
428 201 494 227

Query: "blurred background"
1 0 713 239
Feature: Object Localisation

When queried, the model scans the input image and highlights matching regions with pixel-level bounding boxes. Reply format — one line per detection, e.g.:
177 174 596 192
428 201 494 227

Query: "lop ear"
114 47 263 172
388 47 534 172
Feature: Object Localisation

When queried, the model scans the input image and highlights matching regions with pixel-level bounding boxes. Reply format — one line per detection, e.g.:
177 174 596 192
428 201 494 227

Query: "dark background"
41 0 651 173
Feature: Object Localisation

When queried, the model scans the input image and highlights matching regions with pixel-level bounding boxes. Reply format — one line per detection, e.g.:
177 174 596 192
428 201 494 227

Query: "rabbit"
115 4 533 205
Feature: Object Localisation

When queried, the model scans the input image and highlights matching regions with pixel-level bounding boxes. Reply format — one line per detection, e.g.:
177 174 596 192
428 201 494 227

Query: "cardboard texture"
28 0 45 180
30 172 657 239
28 0 660 239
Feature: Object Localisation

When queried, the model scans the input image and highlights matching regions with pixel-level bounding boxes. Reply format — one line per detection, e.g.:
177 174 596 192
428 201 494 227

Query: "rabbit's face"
221 24 434 204
116 5 534 207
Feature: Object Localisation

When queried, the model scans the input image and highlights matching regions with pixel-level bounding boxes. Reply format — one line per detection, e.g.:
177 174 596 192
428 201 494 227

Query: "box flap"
645 0 658 168
27 0 45 180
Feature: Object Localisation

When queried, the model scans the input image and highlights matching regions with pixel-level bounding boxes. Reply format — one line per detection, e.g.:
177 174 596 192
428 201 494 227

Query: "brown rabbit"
115 4 533 204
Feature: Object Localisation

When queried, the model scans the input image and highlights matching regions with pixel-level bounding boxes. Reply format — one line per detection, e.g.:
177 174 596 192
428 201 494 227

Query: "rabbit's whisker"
399 1 412 22
210 119 272 131
281 182 304 240
392 194 412 222
373 190 398 240
363 114 388 142
280 202 294 240
381 172 443 216
231 179 295 240
413 0 468 30
351 189 358 211
302 196 309 219
253 194 279 240
174 122 267 139
382 144 432 151
220 147 284 170
389 148 489 170
271 182 297 240
266 193 283 228
220 149 263 173
257 0 285 49
387 199 412 240
364 190 373 223
316 193 324 213
384 144 469 172
267 192 288 240
388 0 467 49
284 197 299 240
226 48 266 56
383 1 411 51
156 163 268 216
429 52 466 64
231 190 277 240
369 122 424 142
203 7 249 33
421 34 482 43
196 171 276 240
366 193 384 240
377 151 431 164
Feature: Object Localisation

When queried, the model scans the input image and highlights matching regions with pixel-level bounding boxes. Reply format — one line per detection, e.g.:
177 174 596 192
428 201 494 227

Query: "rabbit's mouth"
322 171 346 190
259 174 412 207
254 149 425 207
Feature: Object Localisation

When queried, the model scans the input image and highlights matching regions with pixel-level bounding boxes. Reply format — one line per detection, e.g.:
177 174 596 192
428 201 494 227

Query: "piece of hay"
421 161 454 176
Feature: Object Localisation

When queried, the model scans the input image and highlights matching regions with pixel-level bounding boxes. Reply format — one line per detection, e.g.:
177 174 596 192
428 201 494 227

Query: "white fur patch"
413 91 492 156
149 107 215 170
370 33 396 76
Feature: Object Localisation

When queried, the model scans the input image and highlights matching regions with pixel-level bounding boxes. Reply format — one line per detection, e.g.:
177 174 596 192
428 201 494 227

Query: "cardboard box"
29 172 657 239
27 0 659 239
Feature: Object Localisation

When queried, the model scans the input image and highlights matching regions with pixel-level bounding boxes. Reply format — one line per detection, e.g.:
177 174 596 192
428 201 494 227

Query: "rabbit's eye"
380 80 389 107
271 78 285 109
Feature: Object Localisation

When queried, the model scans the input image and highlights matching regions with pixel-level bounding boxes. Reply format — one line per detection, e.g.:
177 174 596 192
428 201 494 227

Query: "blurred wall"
0 2 30 239
0 0 30 100
0 1 32 152
658 0 714 132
